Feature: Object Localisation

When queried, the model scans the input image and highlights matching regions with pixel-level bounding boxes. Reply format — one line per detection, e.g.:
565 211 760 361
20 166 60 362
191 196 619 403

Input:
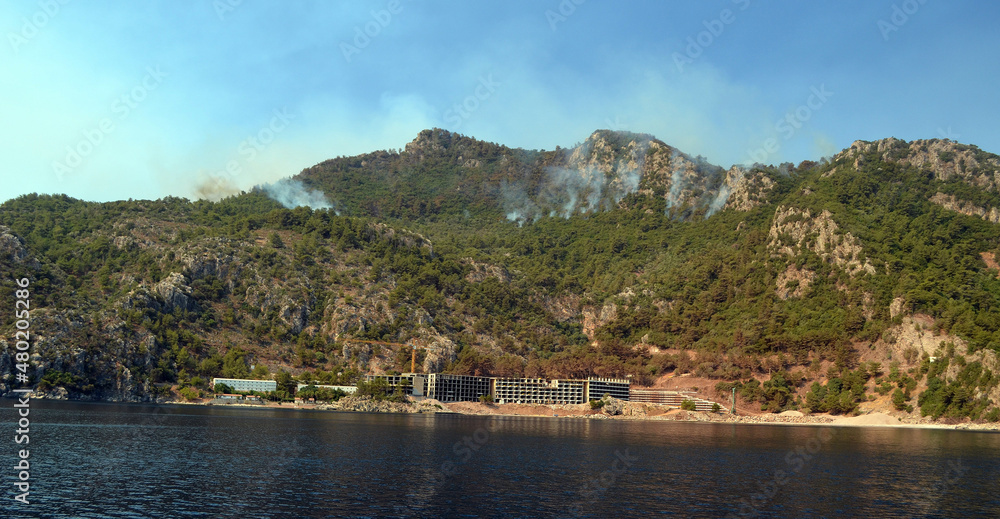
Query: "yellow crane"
339 338 422 372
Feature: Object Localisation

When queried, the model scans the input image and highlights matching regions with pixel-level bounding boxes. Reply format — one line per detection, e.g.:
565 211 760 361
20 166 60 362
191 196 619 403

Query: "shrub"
589 399 606 409
681 399 697 411
891 388 909 411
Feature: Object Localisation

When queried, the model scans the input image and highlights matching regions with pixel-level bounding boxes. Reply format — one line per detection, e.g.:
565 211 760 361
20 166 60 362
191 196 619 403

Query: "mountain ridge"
2 129 1000 423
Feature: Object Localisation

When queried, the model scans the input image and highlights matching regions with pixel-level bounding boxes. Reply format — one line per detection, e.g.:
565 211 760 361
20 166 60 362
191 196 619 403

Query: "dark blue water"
3 400 999 518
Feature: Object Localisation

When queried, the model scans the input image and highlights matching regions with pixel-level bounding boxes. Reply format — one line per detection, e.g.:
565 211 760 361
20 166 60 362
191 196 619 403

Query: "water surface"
3 400 998 518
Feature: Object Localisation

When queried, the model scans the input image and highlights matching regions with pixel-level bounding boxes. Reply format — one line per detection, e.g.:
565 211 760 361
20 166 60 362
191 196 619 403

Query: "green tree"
275 370 296 395
221 348 249 379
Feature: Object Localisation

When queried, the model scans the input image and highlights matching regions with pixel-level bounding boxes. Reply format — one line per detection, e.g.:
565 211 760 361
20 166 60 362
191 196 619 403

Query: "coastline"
177 395 1000 431
20 392 1000 431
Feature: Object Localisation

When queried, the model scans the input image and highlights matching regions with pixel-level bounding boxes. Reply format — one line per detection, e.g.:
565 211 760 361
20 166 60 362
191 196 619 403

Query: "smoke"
502 134 648 225
705 166 746 219
665 150 688 210
261 179 339 212
194 175 241 201
502 163 642 225
705 183 731 218
501 180 540 226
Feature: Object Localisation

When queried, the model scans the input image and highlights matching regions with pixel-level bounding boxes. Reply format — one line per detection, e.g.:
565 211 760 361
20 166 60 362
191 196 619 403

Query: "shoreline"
19 393 1000 432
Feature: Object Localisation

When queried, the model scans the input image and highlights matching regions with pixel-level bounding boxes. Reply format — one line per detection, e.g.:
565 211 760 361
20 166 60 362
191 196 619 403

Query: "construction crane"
338 338 422 372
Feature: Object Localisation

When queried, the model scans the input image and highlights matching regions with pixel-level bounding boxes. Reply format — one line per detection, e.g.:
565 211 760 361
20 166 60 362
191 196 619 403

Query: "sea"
3 400 999 518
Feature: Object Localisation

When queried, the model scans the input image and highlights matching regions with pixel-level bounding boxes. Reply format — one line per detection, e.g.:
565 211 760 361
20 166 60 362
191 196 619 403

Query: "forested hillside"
2 130 1000 422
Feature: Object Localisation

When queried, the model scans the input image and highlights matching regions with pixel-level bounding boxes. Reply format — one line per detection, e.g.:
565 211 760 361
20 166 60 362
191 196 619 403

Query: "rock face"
838 138 1000 191
320 395 418 413
582 303 618 339
929 193 1000 223
464 259 511 283
602 396 624 416
775 265 816 300
154 272 197 312
768 205 876 276
722 167 775 212
0 226 38 267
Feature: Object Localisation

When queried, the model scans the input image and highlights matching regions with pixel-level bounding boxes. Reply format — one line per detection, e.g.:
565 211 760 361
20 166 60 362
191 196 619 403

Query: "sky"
2 0 999 204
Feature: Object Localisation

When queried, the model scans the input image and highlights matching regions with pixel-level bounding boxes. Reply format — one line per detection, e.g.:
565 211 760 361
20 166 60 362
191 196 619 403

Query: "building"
585 378 631 401
421 374 491 403
629 389 722 411
364 374 417 395
211 393 263 404
493 378 587 405
365 373 491 402
212 378 277 393
363 373 630 405
296 384 357 394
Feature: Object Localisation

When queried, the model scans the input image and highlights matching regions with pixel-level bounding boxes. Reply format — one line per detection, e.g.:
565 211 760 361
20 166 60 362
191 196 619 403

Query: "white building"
212 378 277 393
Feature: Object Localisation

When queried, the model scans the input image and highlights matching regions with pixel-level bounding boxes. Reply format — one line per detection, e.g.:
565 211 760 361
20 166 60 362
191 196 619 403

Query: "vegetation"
354 378 406 403
3 132 1000 421
296 384 348 402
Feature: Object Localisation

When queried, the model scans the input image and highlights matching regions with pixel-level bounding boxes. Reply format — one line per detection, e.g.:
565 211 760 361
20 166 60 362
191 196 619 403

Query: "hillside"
2 130 1000 423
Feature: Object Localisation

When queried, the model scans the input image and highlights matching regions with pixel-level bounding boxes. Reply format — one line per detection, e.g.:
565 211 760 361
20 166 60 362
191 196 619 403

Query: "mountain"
2 130 1000 423
295 128 772 223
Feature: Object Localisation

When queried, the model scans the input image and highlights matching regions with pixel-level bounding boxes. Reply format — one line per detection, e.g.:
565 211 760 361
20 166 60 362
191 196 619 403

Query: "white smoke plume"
502 163 643 224
262 179 339 212
501 180 540 226
665 150 688 210
705 166 745 219
705 183 731 218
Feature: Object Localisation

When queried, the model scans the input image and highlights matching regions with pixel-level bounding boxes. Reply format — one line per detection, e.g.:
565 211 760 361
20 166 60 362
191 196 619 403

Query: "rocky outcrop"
319 395 418 413
722 167 775 212
0 226 39 268
180 241 239 280
154 272 197 312
602 396 624 416
768 205 876 276
838 138 1000 191
775 265 816 299
582 303 618 339
929 192 1000 223
464 259 511 283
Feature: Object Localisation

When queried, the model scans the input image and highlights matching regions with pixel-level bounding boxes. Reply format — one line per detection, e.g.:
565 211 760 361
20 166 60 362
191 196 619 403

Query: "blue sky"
2 0 999 203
